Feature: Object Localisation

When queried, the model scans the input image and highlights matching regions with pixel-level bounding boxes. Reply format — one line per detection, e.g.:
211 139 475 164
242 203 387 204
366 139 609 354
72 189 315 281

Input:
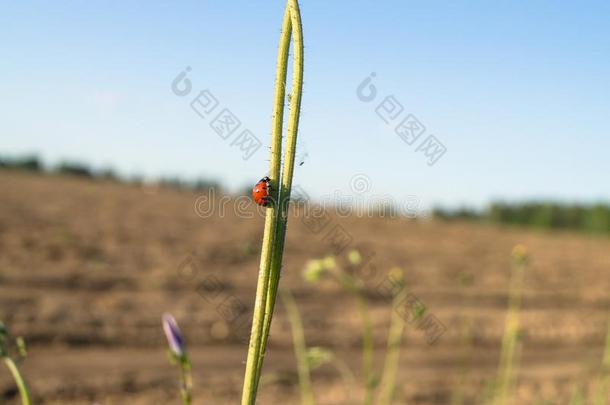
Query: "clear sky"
1 1 609 210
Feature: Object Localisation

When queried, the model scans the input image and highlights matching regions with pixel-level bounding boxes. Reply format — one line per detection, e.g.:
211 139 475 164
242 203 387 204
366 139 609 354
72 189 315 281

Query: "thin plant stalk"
281 290 315 405
256 0 305 382
376 270 407 405
3 357 31 405
594 315 610 405
493 246 527 405
244 6 290 392
327 268 375 405
240 186 278 404
357 294 375 405
179 357 193 405
241 0 304 403
494 283 522 405
333 357 357 403
242 5 290 400
451 280 475 405
1 322 31 405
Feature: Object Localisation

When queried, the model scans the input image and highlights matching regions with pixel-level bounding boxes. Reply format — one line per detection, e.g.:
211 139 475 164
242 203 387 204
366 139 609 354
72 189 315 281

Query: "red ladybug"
252 176 272 207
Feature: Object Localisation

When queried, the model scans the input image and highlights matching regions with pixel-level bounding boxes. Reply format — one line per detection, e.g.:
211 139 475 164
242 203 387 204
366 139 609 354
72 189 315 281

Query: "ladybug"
252 176 272 207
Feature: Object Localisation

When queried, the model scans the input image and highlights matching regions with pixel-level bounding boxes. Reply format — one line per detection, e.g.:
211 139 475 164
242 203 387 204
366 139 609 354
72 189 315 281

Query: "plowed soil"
1 171 609 404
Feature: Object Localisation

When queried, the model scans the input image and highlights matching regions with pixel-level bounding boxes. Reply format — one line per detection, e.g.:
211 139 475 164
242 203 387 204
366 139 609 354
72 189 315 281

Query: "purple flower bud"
162 313 186 357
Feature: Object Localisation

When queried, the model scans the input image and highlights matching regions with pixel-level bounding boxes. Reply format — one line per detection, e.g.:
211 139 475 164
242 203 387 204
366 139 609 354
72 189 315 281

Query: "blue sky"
1 1 609 210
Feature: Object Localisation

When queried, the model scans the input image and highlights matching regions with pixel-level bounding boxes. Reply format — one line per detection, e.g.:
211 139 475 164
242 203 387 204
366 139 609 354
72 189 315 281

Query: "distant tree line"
0 154 219 191
433 202 610 234
3 154 608 233
0 155 42 172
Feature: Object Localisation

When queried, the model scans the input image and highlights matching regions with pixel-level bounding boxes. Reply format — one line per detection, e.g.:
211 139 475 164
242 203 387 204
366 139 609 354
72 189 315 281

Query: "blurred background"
1 1 609 404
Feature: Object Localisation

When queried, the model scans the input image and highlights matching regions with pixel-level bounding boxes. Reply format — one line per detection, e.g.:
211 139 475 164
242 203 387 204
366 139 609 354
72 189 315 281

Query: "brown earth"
0 171 609 404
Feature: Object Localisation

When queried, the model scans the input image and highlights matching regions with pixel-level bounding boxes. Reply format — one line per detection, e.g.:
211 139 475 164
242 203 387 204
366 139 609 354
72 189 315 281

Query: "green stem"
256 0 304 383
241 6 290 403
180 357 193 405
281 290 315 405
240 221 274 404
332 357 357 403
376 278 407 405
357 295 375 405
3 357 31 405
493 260 525 405
242 0 304 403
252 9 291 385
450 309 474 405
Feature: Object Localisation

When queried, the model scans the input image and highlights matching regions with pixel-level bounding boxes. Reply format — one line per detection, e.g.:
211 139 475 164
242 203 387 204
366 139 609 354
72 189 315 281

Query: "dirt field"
1 171 609 404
